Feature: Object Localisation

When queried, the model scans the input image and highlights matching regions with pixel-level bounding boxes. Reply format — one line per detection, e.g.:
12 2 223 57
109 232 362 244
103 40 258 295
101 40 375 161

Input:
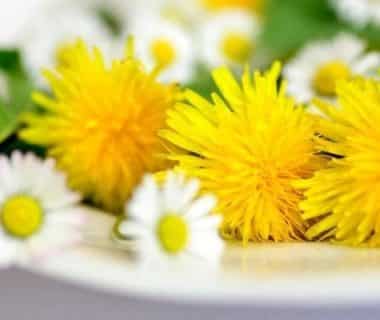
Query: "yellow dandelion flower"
20 39 180 213
161 62 322 243
296 77 380 247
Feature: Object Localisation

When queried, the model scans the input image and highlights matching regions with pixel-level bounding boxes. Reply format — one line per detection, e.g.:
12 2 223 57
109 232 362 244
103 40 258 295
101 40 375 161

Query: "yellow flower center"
1 195 44 238
157 214 188 254
222 32 253 64
312 60 352 97
202 0 263 12
150 38 177 68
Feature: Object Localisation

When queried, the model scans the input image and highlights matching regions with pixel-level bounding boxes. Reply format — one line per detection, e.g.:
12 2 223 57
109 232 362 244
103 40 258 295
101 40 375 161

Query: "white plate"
31 209 380 307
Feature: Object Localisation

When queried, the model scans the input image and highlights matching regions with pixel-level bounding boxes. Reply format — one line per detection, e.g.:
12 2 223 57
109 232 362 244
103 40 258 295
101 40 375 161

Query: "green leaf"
0 49 24 74
0 134 46 157
0 50 34 145
97 7 123 36
185 64 218 98
257 0 344 63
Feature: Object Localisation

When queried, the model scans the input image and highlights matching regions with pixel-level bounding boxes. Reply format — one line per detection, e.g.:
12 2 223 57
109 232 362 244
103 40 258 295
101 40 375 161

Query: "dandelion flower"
296 77 380 247
284 34 380 113
200 10 260 69
130 13 195 83
117 173 223 263
20 40 180 213
0 152 84 267
161 62 322 242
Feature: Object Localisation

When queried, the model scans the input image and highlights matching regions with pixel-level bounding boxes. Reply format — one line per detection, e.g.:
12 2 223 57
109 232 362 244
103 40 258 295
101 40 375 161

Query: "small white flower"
130 13 195 83
199 10 260 68
18 5 116 86
283 34 380 113
329 0 380 27
0 152 84 267
117 173 224 264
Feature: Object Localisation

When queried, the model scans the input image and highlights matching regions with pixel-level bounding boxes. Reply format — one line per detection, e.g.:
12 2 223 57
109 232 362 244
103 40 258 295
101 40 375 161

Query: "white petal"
189 215 222 231
186 232 224 263
163 172 185 212
184 195 216 220
177 178 200 211
352 52 380 74
127 175 160 225
0 156 18 197
0 235 19 268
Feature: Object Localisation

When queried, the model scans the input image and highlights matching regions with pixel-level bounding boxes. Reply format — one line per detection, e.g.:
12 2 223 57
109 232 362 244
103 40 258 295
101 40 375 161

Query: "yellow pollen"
222 32 253 64
202 0 263 12
1 195 44 238
312 60 352 96
150 38 177 68
157 214 188 254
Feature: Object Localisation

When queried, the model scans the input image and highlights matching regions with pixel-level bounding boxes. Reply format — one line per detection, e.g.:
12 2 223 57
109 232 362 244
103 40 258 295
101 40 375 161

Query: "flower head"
329 0 380 27
19 5 115 86
284 34 380 113
0 152 83 267
200 10 260 69
161 62 322 242
296 77 380 247
20 39 180 213
130 13 195 83
117 173 223 263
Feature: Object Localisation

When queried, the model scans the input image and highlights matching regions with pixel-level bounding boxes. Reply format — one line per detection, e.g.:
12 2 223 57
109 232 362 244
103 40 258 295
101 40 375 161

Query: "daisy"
20 39 180 213
0 152 84 267
161 62 323 243
18 4 115 85
130 13 195 83
199 10 260 69
117 173 223 263
296 77 380 247
284 34 380 111
329 0 380 27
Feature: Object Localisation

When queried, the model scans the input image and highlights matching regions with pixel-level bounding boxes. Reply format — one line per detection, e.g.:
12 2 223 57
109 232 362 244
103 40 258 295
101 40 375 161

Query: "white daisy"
117 173 224 264
18 4 116 86
130 13 195 83
199 10 260 68
329 0 380 27
283 33 380 111
0 152 84 267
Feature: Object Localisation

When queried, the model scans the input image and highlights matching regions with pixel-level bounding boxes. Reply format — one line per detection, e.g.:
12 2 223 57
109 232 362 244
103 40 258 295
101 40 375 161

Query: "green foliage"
257 0 344 63
185 64 218 98
0 49 34 145
97 7 123 37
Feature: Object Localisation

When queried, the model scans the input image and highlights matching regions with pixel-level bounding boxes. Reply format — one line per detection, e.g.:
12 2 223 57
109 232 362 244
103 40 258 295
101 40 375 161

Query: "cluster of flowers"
3 0 380 270
17 0 262 86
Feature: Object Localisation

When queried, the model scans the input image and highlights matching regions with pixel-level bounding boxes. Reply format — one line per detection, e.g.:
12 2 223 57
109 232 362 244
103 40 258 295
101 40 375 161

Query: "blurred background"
2 0 380 193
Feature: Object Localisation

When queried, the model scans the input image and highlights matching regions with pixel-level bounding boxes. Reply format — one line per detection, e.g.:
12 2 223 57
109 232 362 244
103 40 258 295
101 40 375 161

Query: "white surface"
26 209 380 307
